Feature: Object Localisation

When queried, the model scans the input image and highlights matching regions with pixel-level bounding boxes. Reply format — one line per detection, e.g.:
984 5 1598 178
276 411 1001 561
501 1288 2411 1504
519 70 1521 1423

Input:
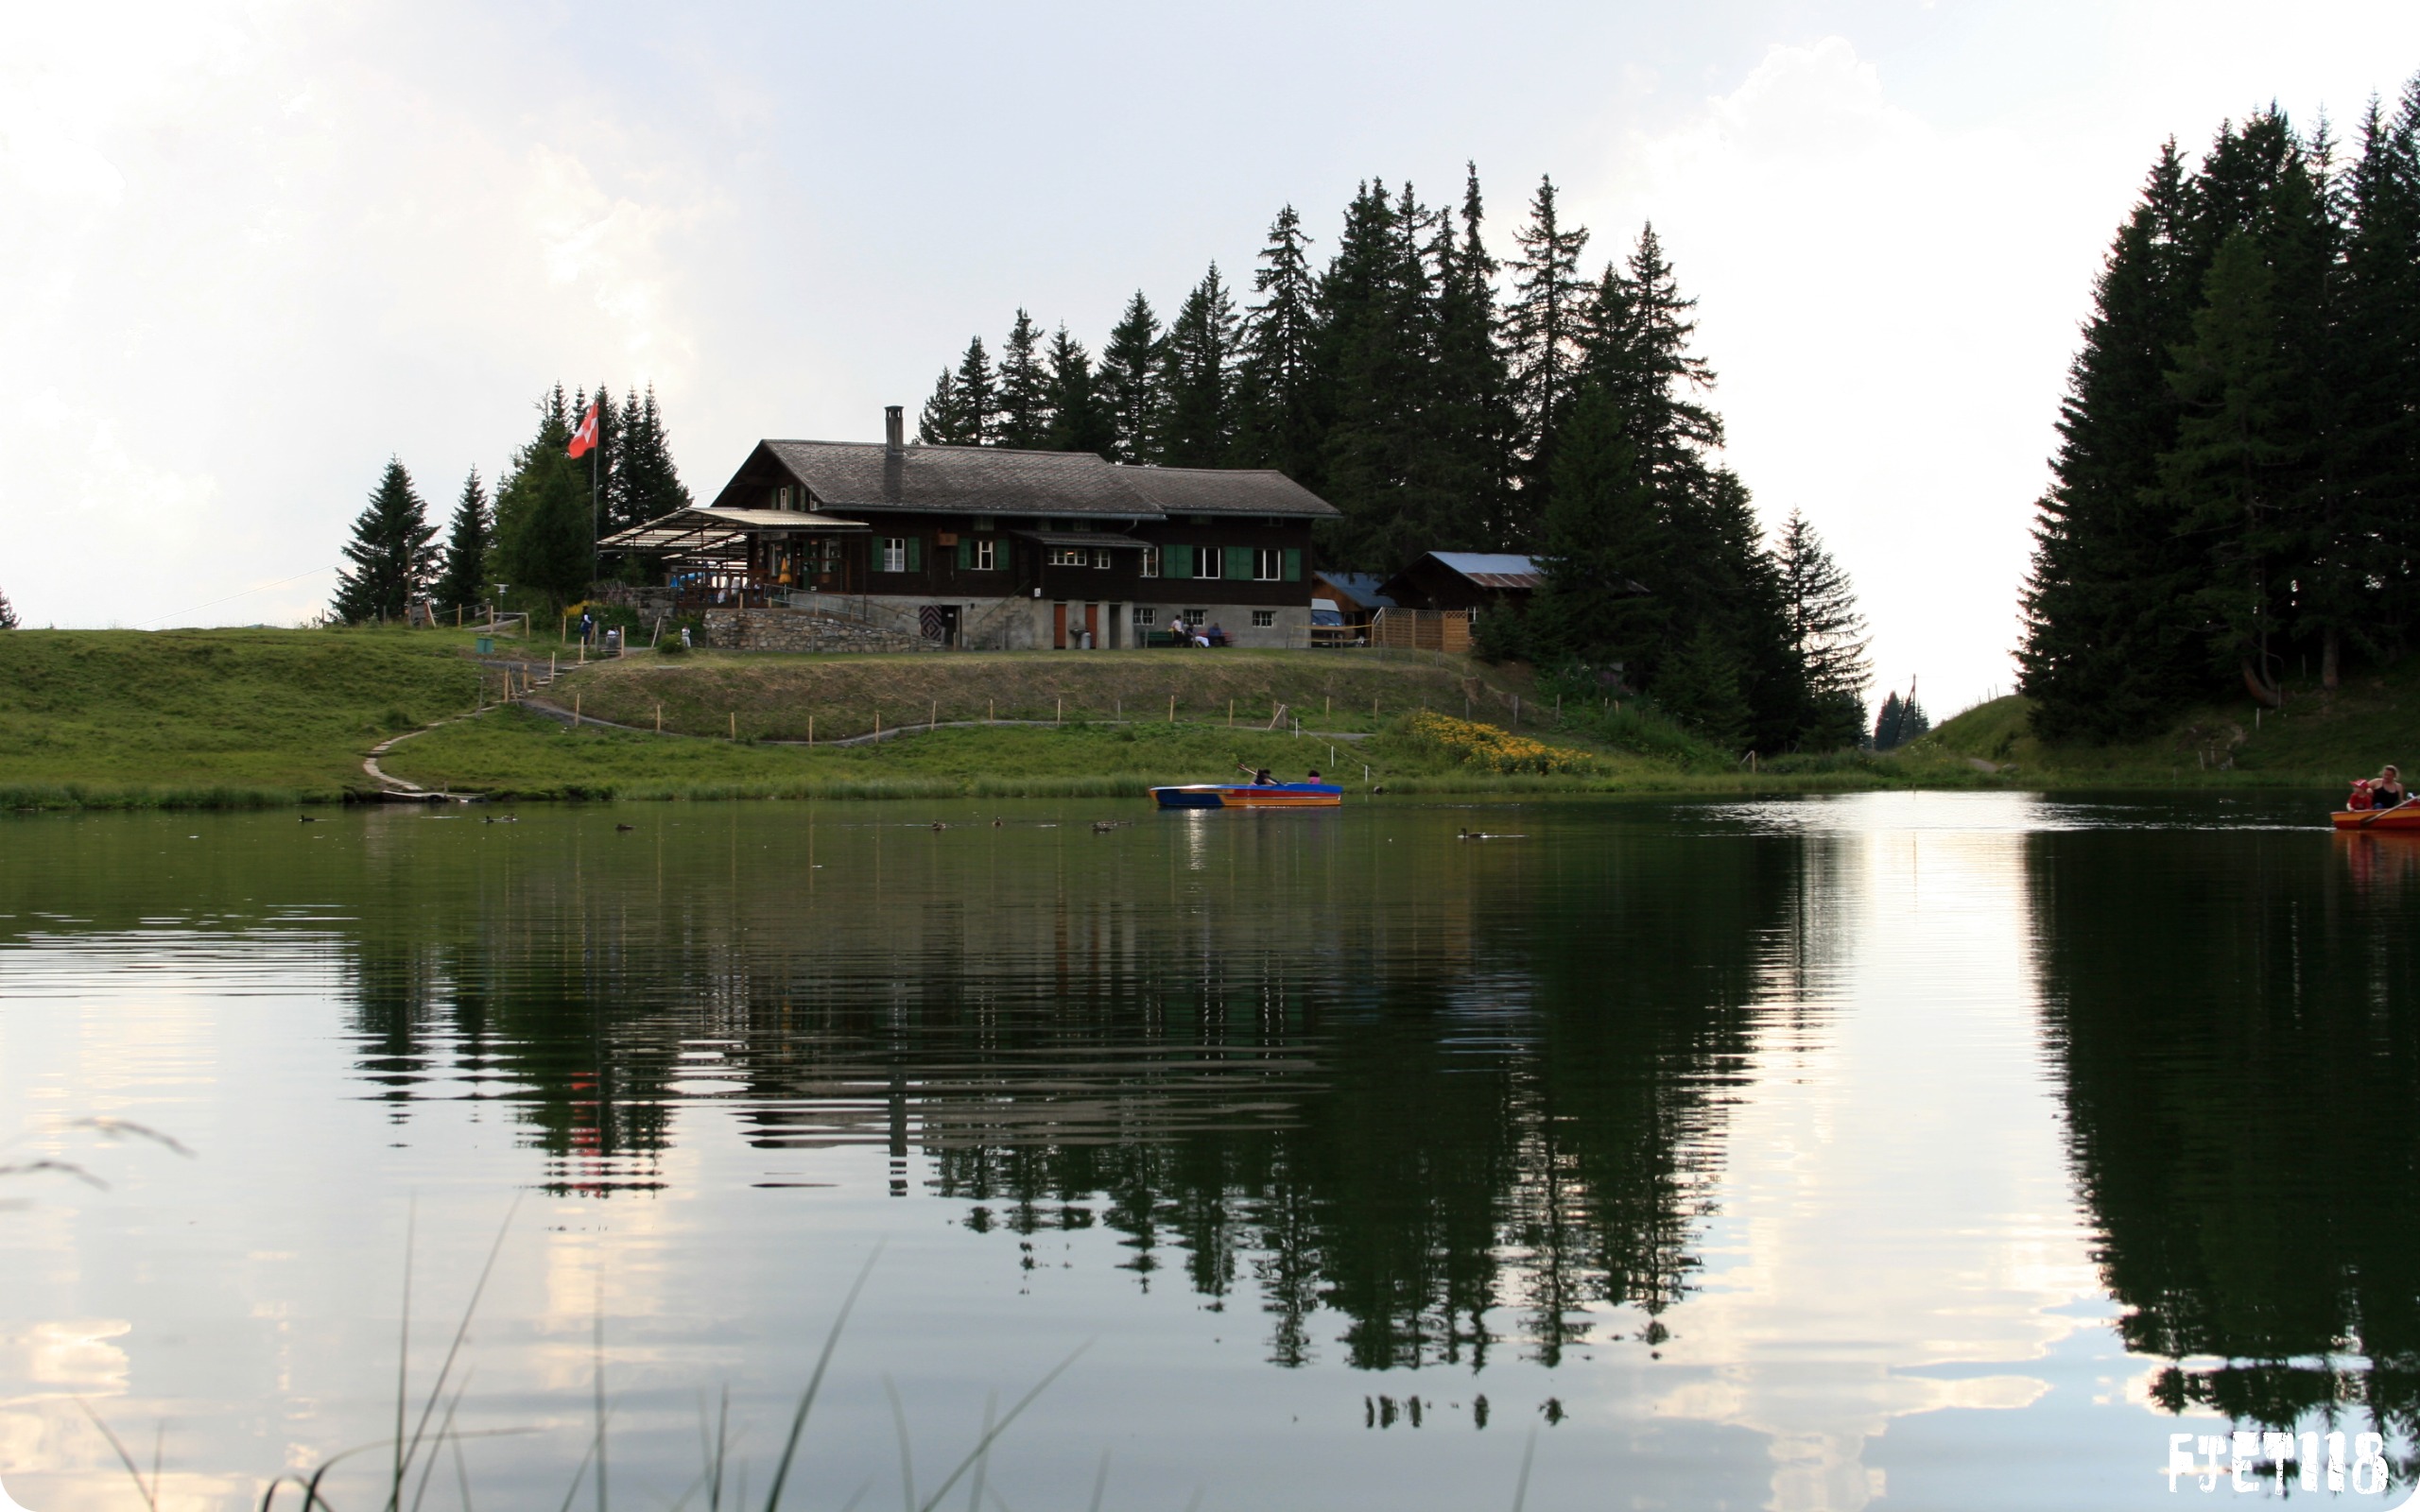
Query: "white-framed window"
974 538 996 571
1048 546 1087 567
1093 548 1111 569
1252 610 1275 627
1192 545 1222 579
1132 606 1155 626
1254 548 1282 581
882 538 908 573
1141 546 1161 577
1185 609 1210 623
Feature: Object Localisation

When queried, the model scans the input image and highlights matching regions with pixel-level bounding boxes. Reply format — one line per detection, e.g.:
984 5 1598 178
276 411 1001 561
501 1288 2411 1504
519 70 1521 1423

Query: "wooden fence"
1369 607 1473 653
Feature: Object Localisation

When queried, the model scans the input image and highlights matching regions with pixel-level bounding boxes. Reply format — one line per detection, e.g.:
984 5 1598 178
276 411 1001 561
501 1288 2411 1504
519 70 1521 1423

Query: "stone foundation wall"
699 608 931 655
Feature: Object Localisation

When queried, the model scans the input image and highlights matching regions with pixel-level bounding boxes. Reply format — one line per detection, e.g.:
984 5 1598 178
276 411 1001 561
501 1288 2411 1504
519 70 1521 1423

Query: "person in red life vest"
2349 778 2375 812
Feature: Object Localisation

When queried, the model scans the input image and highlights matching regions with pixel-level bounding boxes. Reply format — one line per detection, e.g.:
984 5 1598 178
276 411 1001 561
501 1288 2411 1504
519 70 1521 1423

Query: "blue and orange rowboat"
1151 782 1342 810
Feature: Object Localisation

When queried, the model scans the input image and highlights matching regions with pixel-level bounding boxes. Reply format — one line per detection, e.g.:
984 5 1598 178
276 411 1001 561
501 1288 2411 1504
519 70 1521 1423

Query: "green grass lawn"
547 645 1512 741
1918 658 2420 790
0 627 489 804
380 707 1380 799
7 625 2396 809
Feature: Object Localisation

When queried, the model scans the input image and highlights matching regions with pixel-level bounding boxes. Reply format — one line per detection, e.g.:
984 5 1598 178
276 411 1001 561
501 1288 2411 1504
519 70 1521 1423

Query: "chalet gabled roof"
742 440 1142 516
1112 464 1340 518
709 439 1342 520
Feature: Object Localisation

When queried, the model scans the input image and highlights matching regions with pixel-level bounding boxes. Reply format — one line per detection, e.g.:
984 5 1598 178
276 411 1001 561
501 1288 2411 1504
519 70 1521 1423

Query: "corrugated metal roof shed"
1427 552 1544 590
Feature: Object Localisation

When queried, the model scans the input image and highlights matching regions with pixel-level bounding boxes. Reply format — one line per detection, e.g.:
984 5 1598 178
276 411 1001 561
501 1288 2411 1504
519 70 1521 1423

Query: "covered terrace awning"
599 507 869 565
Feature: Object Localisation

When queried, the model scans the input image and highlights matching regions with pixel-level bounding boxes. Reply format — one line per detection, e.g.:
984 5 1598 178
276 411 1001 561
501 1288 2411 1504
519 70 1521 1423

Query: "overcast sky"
7 2 2417 713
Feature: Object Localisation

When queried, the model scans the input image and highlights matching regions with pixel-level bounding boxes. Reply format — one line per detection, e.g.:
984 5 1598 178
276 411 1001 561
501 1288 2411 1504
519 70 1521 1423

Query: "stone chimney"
884 405 904 455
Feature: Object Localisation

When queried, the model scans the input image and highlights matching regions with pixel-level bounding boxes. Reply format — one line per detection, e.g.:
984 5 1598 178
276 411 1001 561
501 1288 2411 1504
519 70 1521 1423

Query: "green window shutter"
907 536 923 572
956 538 971 570
1165 544 1191 579
1283 547 1302 582
1224 545 1252 581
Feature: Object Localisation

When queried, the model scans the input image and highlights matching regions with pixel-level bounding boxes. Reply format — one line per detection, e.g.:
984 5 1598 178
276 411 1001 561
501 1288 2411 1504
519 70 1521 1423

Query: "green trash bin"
475 635 494 656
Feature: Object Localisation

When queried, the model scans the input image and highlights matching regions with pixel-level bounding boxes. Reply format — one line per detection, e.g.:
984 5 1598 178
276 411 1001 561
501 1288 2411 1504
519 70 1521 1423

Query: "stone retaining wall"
699 608 932 655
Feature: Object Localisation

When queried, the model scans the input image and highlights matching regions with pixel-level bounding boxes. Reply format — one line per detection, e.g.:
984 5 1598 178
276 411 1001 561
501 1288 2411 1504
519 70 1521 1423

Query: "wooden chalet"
602 407 1341 649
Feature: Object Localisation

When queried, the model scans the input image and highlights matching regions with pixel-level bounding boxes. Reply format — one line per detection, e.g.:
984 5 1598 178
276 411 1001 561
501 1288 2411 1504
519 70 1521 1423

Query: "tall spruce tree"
1775 509 1871 748
1237 204 1322 482
0 586 20 629
2336 86 2420 664
2019 144 2204 740
952 336 998 444
994 310 1053 449
1529 385 1662 668
1503 176 1591 542
616 385 692 524
331 458 439 624
433 469 491 612
919 366 968 445
2161 231 2299 706
1044 326 1116 456
493 387 592 607
1318 181 1467 570
1098 292 1166 463
1159 264 1243 466
1434 164 1514 548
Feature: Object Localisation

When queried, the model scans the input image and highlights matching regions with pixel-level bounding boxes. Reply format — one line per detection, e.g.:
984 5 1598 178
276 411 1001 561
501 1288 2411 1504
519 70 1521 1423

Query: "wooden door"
1052 602 1067 650
1083 603 1099 649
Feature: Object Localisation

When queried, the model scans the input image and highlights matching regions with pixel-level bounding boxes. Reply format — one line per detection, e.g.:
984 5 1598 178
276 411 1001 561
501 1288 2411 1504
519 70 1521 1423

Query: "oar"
2360 796 2414 828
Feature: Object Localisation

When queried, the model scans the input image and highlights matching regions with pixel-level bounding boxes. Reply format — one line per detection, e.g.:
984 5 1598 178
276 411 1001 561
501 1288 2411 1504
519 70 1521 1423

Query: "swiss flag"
568 401 600 458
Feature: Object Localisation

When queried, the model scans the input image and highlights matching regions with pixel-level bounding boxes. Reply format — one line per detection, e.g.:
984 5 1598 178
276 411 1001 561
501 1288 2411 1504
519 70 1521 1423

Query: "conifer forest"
916 169 1874 754
2023 84 2420 740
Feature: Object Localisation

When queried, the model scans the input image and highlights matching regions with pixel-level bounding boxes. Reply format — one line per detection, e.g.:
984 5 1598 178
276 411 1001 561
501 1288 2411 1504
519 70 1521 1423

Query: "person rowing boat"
2350 765 2409 812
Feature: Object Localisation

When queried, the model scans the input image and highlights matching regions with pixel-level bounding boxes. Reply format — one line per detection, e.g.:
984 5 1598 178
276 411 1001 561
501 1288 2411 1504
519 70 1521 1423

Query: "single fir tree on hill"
331 458 438 624
433 468 490 612
1775 510 1871 749
0 586 18 629
493 386 592 607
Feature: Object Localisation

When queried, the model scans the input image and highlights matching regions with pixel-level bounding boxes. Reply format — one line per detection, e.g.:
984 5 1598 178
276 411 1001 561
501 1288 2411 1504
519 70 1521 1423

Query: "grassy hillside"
544 647 1520 741
0 628 489 804
21 626 2383 809
1918 657 2420 788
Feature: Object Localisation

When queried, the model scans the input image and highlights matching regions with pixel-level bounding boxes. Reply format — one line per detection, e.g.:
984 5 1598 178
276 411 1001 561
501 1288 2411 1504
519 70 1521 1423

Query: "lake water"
1 791 2411 1511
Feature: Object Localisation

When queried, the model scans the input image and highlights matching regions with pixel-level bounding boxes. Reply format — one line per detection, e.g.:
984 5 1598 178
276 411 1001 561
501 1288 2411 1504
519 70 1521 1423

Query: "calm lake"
1 791 2411 1510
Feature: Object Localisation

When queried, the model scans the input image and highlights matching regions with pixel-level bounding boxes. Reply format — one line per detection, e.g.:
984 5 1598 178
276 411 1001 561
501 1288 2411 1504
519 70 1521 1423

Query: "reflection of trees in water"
2031 831 2420 1459
330 817 1822 1367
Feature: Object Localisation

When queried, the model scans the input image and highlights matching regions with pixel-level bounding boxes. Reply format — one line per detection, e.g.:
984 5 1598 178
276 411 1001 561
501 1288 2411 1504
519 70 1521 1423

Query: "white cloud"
1571 37 2085 716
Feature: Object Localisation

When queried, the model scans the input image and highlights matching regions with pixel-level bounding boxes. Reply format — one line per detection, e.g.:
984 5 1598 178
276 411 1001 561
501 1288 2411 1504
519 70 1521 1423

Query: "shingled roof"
1113 464 1338 518
711 440 1340 520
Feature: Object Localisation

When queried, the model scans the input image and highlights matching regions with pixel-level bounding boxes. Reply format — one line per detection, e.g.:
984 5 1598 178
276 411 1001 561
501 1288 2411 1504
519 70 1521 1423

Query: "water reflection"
326 808 1826 1369
2031 818 2420 1462
6 794 2408 1509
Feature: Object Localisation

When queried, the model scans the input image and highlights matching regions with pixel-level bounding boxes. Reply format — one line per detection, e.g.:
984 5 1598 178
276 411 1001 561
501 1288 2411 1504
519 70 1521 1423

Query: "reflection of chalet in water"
602 406 1340 650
